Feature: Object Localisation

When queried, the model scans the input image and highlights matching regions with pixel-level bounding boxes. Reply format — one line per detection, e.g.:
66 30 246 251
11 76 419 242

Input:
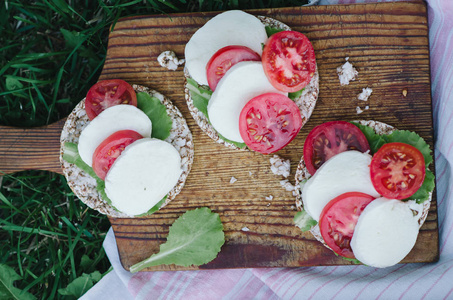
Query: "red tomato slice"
370 142 425 199
303 121 370 175
262 31 316 93
206 45 261 91
319 192 376 258
239 93 303 154
92 130 143 180
85 79 137 120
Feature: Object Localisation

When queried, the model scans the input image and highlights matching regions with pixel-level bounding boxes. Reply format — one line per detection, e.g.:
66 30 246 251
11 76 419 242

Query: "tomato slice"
370 142 425 200
92 130 143 180
262 31 316 93
303 121 370 175
319 192 376 258
206 45 261 91
239 93 303 154
85 79 137 120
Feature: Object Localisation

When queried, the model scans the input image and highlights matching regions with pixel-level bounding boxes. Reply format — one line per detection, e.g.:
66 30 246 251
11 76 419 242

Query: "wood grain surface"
0 0 438 271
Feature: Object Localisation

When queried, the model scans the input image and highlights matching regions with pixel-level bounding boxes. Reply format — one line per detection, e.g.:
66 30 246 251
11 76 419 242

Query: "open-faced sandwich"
184 10 319 154
60 79 194 217
294 120 435 268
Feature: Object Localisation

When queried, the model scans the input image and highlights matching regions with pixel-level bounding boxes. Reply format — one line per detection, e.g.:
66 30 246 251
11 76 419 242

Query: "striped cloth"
82 0 453 299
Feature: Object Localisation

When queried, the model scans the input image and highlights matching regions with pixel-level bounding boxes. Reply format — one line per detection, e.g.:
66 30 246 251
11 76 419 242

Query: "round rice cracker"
294 120 432 252
60 85 194 218
184 16 319 151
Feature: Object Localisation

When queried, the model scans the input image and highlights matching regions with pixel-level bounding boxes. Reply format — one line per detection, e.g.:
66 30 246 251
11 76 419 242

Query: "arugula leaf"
294 210 317 231
386 130 433 167
351 122 387 154
129 207 225 272
0 264 36 300
136 92 173 140
265 26 284 37
58 271 102 298
406 169 435 203
217 132 247 149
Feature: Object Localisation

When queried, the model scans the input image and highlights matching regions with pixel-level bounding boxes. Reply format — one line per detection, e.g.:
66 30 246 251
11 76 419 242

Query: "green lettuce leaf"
129 207 225 272
386 130 433 167
288 88 305 101
406 169 435 203
0 264 36 300
294 210 317 232
136 92 173 140
265 26 284 37
186 77 212 117
351 122 387 154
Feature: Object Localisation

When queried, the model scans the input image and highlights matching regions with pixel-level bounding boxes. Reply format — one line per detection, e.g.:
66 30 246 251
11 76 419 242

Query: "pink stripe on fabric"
308 266 359 300
376 264 427 300
440 218 453 254
331 268 378 300
444 287 453 300
398 258 453 299
353 265 406 300
161 272 185 299
421 263 453 299
283 267 338 299
275 267 327 296
269 268 304 290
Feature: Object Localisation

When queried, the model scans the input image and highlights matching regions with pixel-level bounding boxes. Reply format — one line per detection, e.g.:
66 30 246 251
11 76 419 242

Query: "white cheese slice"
302 151 380 221
184 10 268 86
105 138 182 216
207 61 287 143
351 197 420 268
78 105 152 167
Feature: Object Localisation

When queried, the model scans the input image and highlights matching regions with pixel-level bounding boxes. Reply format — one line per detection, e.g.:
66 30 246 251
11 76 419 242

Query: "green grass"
0 0 308 298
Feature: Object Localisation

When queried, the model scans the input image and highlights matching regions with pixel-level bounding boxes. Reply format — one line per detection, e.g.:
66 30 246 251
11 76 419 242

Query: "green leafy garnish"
265 26 284 37
129 207 225 272
0 264 36 300
288 88 305 101
294 210 317 231
406 169 435 203
136 92 173 140
58 271 102 299
351 122 387 154
386 130 433 167
186 77 212 117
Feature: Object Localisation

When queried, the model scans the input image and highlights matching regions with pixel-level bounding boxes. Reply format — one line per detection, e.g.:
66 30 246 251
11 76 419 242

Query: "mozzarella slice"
351 197 420 268
207 61 287 143
105 138 182 216
185 10 268 86
302 151 380 221
78 105 152 167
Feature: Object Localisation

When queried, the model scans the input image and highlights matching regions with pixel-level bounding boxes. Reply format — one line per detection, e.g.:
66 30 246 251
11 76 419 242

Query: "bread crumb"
230 176 237 184
241 226 250 232
337 58 358 85
157 50 185 71
357 87 373 101
270 155 291 178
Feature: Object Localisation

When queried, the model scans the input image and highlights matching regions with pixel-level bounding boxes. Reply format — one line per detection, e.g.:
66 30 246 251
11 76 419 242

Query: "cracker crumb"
157 50 185 71
357 87 373 101
356 106 364 114
248 171 253 177
265 195 274 201
241 226 250 232
230 176 237 184
280 179 295 192
270 155 291 178
402 89 408 97
337 58 358 85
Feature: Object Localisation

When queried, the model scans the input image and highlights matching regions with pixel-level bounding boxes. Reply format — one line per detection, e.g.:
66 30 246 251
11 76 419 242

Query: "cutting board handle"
0 119 65 175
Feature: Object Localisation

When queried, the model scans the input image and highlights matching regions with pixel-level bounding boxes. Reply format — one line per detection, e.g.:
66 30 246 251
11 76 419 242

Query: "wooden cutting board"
0 0 438 271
